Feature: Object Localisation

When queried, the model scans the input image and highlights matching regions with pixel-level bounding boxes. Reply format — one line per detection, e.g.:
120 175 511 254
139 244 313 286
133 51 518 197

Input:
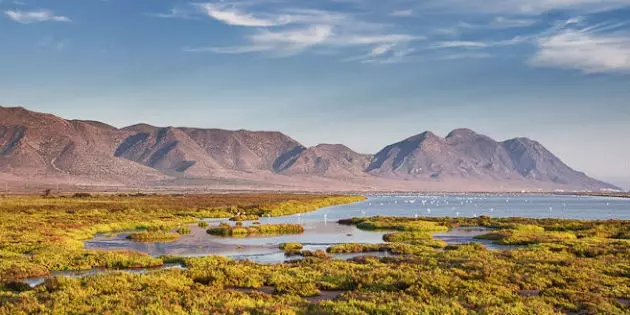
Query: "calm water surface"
85 194 630 263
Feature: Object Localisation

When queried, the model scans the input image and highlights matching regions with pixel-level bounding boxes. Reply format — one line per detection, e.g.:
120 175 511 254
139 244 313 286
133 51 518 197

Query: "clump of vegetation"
197 221 209 228
176 226 191 235
476 225 577 245
340 217 449 232
383 232 448 248
279 242 303 251
207 223 304 237
383 231 432 242
327 243 388 253
127 231 181 242
230 214 260 222
72 193 92 198
299 250 331 259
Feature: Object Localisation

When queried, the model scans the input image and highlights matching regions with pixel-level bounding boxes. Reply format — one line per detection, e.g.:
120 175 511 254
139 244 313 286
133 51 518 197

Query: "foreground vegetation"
0 193 364 281
0 195 628 314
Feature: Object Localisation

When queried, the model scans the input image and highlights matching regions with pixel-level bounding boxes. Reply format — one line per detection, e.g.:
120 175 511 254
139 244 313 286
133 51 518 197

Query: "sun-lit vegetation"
230 214 261 221
207 223 305 236
279 243 304 251
127 231 181 242
339 216 450 232
176 226 192 235
0 196 628 314
0 193 364 281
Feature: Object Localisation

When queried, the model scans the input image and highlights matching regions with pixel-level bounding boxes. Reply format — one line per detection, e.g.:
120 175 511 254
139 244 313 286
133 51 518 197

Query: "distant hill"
0 106 620 192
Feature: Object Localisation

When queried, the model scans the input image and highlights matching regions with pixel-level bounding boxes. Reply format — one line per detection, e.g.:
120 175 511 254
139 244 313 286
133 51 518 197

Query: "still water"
86 194 630 263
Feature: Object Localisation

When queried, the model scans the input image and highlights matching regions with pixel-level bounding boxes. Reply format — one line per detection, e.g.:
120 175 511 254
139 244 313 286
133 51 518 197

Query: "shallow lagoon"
85 194 630 263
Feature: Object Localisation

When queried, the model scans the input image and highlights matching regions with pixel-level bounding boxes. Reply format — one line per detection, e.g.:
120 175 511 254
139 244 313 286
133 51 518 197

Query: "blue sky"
1 0 629 188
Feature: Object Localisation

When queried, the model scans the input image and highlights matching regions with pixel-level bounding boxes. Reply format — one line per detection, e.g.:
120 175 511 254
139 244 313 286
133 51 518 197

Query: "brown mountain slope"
366 129 619 191
0 106 620 192
115 125 223 175
366 131 464 179
0 107 168 184
179 128 303 172
501 137 613 191
278 144 372 178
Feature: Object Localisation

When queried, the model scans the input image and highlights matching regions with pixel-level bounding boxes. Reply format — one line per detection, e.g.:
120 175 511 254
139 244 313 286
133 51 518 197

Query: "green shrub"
280 243 304 251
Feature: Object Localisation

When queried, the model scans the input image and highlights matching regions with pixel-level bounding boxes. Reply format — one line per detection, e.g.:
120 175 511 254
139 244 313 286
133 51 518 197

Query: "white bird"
426 208 431 214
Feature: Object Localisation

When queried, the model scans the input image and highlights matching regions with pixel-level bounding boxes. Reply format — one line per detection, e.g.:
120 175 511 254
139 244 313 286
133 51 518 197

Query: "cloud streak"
423 0 630 15
187 2 424 62
199 3 291 27
531 27 630 73
5 9 71 24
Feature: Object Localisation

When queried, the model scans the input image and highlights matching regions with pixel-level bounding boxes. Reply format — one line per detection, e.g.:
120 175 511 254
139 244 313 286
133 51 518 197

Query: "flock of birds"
356 194 618 220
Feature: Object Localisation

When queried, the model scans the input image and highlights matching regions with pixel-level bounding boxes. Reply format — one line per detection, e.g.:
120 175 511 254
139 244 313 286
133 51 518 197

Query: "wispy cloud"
531 26 630 73
198 3 291 27
430 15 630 74
186 2 424 62
199 25 333 55
488 17 537 28
5 9 71 24
438 52 492 60
423 0 630 15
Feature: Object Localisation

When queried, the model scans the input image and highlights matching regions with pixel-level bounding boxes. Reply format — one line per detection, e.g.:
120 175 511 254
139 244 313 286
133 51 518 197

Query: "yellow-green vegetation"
475 224 578 245
0 193 364 281
279 243 304 251
207 223 305 236
327 243 387 253
230 214 261 221
382 232 448 248
197 221 209 228
176 226 191 235
339 216 449 232
2 230 629 314
127 231 181 242
1 196 629 314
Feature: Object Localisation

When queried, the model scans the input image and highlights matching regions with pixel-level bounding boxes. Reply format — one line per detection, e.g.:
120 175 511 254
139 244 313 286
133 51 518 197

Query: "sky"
0 0 629 189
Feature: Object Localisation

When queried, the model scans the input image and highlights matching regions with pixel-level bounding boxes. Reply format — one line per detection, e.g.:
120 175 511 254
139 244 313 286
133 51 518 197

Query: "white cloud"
188 25 333 55
424 0 630 15
5 9 71 24
489 17 537 28
431 41 490 48
370 43 396 56
187 3 424 63
531 28 630 73
199 3 291 27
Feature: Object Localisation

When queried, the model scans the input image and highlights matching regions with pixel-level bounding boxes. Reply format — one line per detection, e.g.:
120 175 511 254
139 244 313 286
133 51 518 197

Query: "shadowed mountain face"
367 128 616 191
278 144 372 178
0 106 620 192
179 128 304 172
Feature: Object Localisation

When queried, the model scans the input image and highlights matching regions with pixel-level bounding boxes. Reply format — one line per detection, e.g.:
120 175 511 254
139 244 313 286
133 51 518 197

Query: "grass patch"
207 223 304 237
127 231 181 242
280 242 303 251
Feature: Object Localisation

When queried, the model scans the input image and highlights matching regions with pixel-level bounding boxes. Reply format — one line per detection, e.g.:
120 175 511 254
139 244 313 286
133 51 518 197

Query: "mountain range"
0 106 619 192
